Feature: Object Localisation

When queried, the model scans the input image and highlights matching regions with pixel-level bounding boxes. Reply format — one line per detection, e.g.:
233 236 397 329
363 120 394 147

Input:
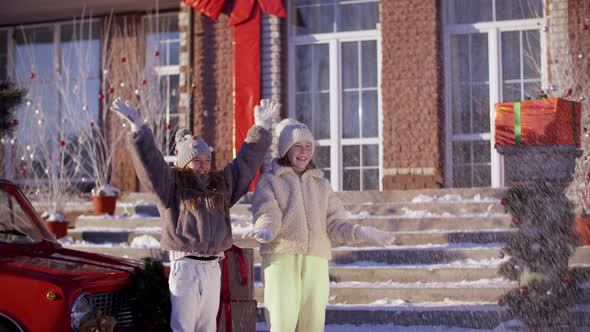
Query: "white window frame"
443 12 547 187
288 11 382 191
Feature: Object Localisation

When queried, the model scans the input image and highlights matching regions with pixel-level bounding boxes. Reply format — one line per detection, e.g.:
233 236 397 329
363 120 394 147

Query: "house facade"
0 0 587 193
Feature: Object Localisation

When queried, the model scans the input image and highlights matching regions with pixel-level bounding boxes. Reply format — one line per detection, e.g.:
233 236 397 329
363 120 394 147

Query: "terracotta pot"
44 221 68 239
575 216 590 246
91 195 118 215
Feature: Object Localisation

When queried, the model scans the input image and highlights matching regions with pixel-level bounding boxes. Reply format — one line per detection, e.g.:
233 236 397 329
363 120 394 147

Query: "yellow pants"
262 254 329 332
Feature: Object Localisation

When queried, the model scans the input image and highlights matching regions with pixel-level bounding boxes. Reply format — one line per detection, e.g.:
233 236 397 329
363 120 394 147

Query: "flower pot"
575 216 590 246
91 195 118 215
44 221 68 239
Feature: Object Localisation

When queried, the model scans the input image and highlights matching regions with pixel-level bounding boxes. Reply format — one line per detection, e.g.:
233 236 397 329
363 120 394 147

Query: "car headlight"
71 293 94 331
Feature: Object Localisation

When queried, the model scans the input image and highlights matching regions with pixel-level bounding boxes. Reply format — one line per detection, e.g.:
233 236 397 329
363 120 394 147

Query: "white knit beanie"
275 119 315 158
174 128 212 168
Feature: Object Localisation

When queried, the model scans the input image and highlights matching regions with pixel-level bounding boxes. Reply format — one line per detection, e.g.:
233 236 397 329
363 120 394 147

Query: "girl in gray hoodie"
111 98 277 332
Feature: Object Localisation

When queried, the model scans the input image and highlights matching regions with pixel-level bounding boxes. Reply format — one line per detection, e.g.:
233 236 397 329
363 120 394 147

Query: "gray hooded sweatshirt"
128 124 271 256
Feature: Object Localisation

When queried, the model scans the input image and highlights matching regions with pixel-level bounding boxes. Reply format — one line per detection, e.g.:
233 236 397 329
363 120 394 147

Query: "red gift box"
494 98 581 147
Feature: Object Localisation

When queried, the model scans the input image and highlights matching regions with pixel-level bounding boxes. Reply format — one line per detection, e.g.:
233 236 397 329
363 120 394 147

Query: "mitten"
254 99 280 130
111 97 142 131
355 226 396 246
247 228 273 243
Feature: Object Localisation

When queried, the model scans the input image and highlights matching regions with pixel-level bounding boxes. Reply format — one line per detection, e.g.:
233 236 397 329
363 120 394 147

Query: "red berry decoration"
58 140 66 147
11 119 18 126
108 87 115 94
121 57 127 63
29 72 36 79
511 217 519 225
497 298 505 306
582 24 588 30
165 124 172 130
141 79 147 85
153 50 160 57
90 121 95 128
520 287 528 296
563 275 571 282
20 168 27 176
565 88 573 97
500 198 508 206
98 93 105 100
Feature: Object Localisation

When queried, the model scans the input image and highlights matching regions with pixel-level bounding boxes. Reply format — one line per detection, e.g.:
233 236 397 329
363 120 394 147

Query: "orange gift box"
494 98 581 147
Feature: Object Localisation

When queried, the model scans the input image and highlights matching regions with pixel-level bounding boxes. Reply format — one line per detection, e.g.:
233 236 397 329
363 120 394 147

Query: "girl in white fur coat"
249 119 396 332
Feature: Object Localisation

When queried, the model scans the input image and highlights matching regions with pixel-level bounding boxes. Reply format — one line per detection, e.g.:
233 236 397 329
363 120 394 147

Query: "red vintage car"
0 179 141 332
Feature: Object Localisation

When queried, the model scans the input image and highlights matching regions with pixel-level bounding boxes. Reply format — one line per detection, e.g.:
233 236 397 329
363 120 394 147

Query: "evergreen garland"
498 180 581 326
127 258 172 332
0 81 26 137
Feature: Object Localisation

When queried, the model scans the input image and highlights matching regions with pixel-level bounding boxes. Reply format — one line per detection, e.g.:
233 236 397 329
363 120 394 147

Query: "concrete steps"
55 186 590 329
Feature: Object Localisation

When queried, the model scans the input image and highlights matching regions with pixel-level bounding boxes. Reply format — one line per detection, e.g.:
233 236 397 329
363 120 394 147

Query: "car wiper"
0 229 28 237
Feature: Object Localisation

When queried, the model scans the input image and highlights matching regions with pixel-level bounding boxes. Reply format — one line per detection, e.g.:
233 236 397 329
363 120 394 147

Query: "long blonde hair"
175 168 227 215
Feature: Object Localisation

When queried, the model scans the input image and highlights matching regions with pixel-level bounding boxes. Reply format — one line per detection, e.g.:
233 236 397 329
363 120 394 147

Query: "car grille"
91 291 134 327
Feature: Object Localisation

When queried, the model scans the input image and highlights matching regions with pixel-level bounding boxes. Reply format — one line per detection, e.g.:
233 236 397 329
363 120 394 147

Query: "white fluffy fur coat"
251 160 360 259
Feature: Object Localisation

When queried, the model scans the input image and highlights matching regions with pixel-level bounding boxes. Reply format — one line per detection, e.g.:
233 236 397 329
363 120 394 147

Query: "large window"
290 0 381 191
144 14 180 157
444 0 544 187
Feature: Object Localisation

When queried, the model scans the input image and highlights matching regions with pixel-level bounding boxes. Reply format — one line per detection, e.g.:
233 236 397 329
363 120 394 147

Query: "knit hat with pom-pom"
275 119 315 158
174 128 212 168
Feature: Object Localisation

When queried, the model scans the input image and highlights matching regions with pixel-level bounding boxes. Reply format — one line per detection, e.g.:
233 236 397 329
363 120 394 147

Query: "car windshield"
0 186 47 244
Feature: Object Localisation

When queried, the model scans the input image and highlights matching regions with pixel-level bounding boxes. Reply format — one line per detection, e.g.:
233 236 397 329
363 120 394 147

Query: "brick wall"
380 0 444 190
191 8 234 169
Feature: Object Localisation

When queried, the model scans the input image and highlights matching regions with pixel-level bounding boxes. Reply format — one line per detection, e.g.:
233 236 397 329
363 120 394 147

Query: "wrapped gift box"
494 98 581 147
217 300 257 332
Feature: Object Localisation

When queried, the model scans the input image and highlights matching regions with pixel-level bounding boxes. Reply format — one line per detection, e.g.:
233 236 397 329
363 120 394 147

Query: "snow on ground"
74 226 162 233
59 236 161 248
333 243 505 251
346 209 506 220
328 278 515 288
129 235 160 248
411 193 499 204
331 257 509 268
255 322 502 332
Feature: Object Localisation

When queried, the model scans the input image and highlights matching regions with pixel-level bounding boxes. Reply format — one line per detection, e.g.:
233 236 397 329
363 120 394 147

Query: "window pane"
60 22 100 79
168 74 180 115
502 83 521 102
316 44 330 91
453 165 471 187
472 84 490 133
342 91 359 138
295 3 334 35
473 165 491 187
473 141 491 163
0 31 7 80
447 0 492 24
501 31 520 81
361 40 377 88
343 169 360 191
15 26 55 80
145 15 180 67
471 34 488 82
339 1 379 32
362 90 378 137
452 141 470 165
363 169 379 190
450 35 469 82
452 83 470 134
313 145 331 169
523 30 541 79
342 42 358 89
523 82 541 100
316 92 330 139
496 0 543 21
343 145 360 167
296 45 312 92
296 93 312 125
362 145 378 166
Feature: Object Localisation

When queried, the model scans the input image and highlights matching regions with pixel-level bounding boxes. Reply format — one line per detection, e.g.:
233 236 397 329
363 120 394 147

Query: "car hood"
0 241 141 288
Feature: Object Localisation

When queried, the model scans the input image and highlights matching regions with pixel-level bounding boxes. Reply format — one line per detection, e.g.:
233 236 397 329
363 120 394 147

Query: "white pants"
169 258 221 332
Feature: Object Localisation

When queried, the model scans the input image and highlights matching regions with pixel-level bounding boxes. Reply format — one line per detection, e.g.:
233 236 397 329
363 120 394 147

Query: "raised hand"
254 99 280 130
355 226 396 246
111 97 141 130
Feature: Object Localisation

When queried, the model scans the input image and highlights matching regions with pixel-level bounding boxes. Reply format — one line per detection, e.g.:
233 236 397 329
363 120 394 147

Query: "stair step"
67 228 516 247
254 304 590 329
61 245 590 267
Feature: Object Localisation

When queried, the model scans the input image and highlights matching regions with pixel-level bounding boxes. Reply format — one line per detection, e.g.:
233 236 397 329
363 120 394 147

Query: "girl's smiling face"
287 141 313 170
188 155 211 175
